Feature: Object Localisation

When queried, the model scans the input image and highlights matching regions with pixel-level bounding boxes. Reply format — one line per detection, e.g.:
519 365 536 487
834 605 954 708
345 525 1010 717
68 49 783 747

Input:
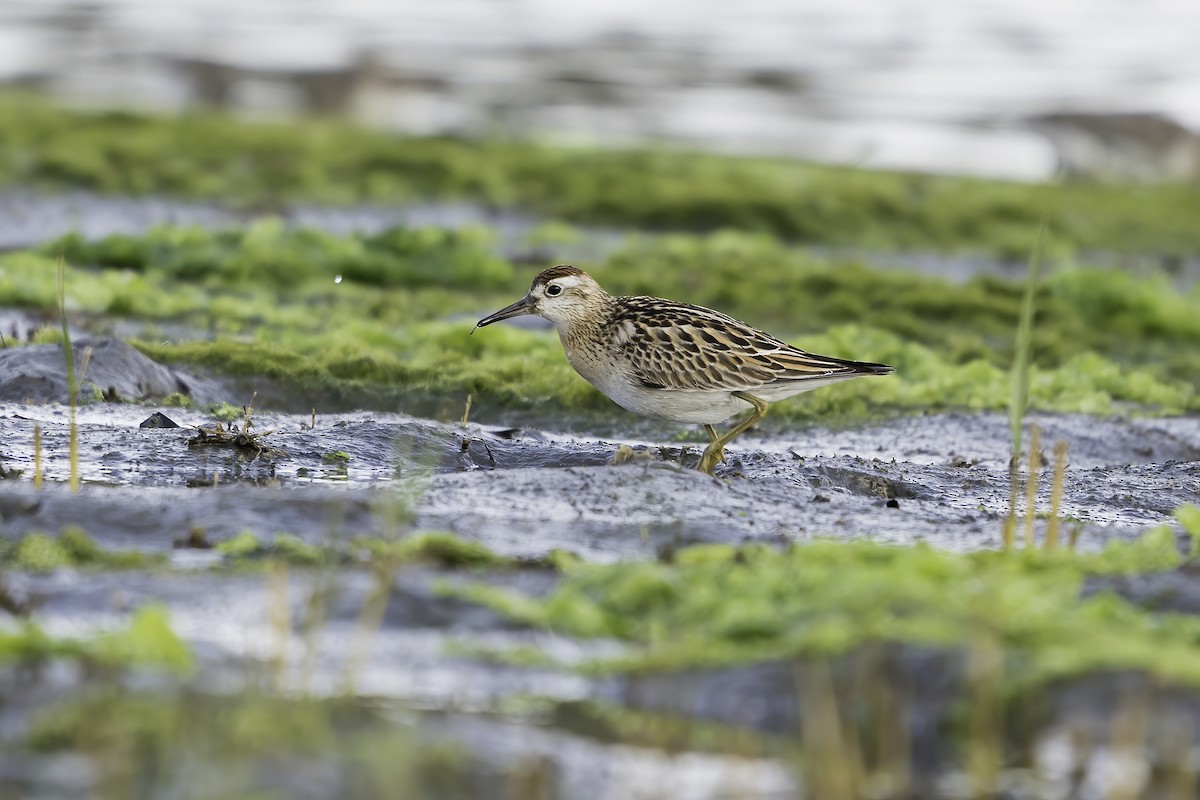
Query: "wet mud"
1 404 1197 559
0 336 225 405
1 398 1198 797
0 335 1197 798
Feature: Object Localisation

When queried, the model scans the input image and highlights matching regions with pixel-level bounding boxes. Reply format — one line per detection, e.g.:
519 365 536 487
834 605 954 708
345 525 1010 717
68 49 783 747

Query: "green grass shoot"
1009 220 1046 457
1004 220 1049 548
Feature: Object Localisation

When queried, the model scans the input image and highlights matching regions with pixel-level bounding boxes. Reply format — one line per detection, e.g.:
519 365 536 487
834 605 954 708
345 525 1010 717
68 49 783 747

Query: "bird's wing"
610 298 890 392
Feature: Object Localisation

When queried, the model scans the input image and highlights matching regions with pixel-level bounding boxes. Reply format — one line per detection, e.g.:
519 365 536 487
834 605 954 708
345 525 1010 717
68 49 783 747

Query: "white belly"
578 365 858 425
594 375 748 424
559 329 865 425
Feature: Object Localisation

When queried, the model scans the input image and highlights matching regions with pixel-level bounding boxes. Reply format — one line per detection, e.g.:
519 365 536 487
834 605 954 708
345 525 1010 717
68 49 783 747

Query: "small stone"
140 412 181 429
173 526 212 549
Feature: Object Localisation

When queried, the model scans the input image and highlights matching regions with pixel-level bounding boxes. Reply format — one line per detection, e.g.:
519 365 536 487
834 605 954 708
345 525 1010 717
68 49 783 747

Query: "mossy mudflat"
0 605 190 670
3 95 1200 255
451 509 1200 688
0 527 163 571
3 224 1196 420
2 97 1197 421
22 689 474 799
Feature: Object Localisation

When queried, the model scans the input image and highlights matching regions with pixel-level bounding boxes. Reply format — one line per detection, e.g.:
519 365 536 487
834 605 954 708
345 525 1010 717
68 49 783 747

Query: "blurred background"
3 0 1200 182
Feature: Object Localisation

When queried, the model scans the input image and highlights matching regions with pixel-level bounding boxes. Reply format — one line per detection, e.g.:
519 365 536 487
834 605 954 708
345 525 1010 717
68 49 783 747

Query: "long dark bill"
471 295 535 334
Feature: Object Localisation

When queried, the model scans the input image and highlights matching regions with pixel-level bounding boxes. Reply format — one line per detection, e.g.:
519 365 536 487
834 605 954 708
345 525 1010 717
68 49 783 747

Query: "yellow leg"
702 424 723 466
697 392 769 474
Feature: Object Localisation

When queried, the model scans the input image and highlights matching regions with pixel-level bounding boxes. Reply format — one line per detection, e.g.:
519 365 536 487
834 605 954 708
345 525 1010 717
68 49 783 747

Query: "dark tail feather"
840 358 895 375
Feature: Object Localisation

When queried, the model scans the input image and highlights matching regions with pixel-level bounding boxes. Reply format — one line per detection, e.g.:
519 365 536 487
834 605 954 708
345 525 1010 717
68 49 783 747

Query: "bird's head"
474 265 609 332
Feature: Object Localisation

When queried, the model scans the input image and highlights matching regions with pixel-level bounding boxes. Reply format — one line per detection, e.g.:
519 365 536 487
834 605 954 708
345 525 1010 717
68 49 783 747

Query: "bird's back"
605 295 893 394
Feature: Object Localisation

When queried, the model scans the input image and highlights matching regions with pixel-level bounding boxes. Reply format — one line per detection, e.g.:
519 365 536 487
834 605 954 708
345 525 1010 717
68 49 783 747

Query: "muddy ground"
1 383 1199 797
1 193 1199 796
1 402 1198 560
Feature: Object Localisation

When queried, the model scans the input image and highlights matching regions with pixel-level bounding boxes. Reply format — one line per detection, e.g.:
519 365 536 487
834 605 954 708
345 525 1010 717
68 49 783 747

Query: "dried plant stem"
966 638 1004 797
33 424 43 489
1045 440 1068 551
798 660 863 800
1004 220 1047 549
267 563 291 690
1023 424 1041 548
461 393 473 427
1009 222 1046 460
57 256 80 492
1106 689 1152 800
1003 460 1020 550
338 560 395 695
67 425 79 491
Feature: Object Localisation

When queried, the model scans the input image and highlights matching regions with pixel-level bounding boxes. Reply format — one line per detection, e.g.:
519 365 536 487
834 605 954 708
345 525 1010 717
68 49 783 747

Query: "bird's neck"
555 293 617 355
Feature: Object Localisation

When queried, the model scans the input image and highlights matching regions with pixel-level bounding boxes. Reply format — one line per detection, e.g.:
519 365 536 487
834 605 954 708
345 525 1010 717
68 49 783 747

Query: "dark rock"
0 337 224 405
173 527 213 549
140 412 181 429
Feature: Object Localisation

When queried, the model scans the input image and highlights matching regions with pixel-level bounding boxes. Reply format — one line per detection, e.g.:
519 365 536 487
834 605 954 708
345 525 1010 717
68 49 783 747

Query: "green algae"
215 530 270 560
43 218 512 291
358 532 511 569
129 321 1197 421
0 605 191 671
0 623 81 662
0 527 163 571
5 223 1196 419
215 531 335 567
448 528 1200 688
549 699 776 757
212 530 511 570
596 232 1200 373
4 96 1200 254
21 689 471 800
89 605 193 672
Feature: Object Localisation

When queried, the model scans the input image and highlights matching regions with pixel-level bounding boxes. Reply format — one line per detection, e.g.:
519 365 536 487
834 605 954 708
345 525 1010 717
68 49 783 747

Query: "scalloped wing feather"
610 297 890 392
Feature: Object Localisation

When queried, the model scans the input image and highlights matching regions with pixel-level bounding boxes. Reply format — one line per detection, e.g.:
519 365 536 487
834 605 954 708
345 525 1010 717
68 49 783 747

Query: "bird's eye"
545 284 563 297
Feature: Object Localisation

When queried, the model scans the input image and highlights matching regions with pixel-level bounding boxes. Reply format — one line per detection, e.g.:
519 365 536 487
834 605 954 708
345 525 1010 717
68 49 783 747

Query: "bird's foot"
697 444 725 475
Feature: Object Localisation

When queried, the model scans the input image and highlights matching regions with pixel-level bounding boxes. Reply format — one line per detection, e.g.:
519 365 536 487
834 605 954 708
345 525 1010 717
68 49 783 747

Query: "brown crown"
533 265 585 286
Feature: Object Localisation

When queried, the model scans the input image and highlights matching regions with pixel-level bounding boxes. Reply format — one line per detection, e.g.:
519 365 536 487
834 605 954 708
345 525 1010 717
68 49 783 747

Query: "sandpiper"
474 266 895 474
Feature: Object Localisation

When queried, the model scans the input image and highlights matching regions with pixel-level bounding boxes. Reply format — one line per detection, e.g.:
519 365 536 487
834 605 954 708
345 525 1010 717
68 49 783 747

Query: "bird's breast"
557 328 749 424
558 329 615 385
